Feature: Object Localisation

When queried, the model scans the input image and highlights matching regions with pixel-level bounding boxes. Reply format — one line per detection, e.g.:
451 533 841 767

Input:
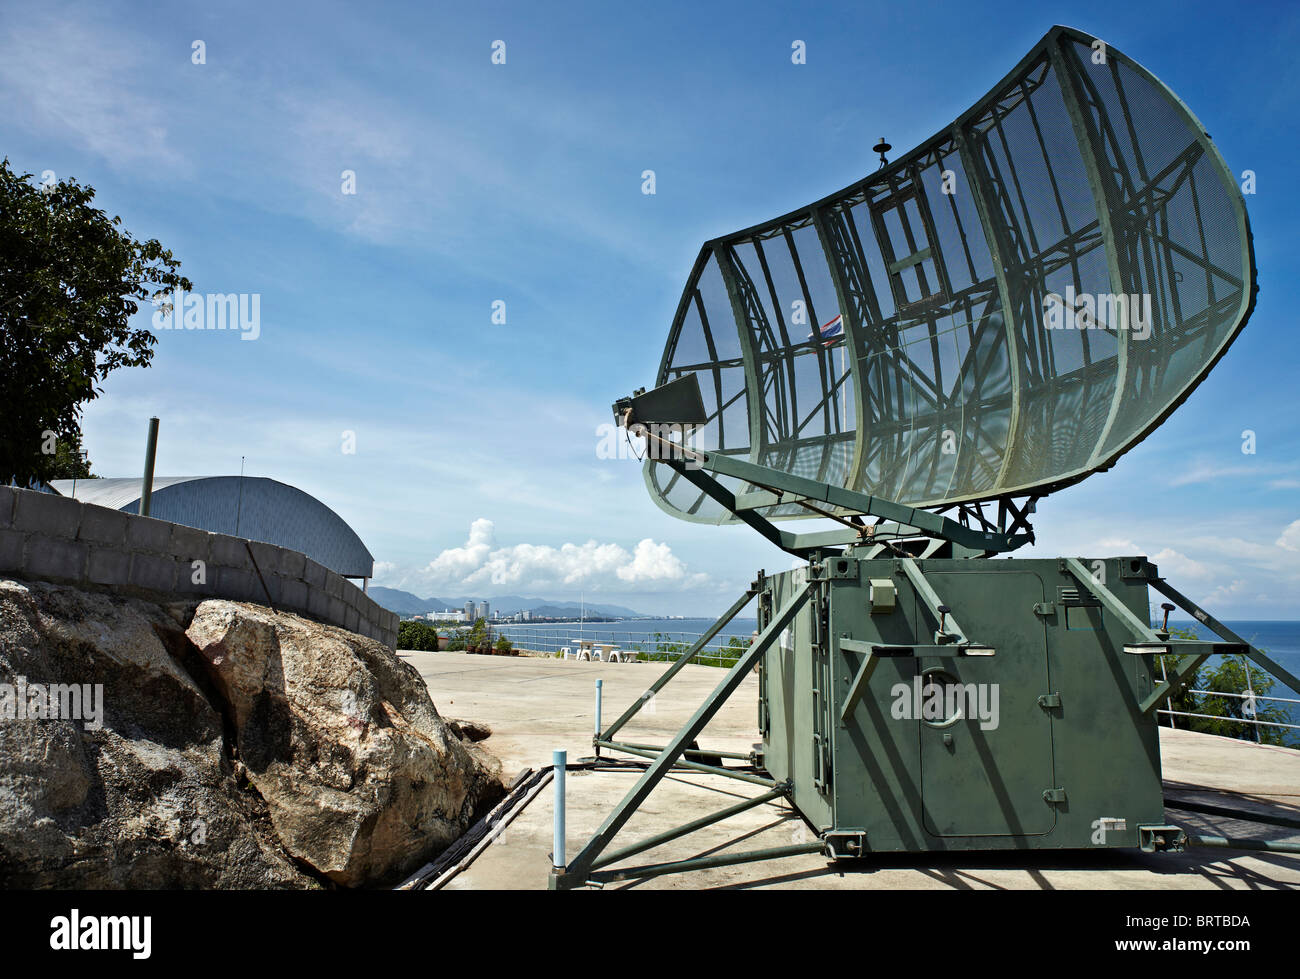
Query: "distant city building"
463 601 475 622
476 600 489 621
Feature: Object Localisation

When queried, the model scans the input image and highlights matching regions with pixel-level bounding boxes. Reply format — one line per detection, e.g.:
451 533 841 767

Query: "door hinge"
1037 692 1061 709
1043 788 1067 804
1033 602 1056 616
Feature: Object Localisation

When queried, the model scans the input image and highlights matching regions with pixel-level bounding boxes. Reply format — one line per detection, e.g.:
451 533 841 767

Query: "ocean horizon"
489 617 1300 726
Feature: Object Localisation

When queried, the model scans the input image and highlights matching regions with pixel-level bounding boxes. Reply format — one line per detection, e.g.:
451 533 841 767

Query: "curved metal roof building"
49 476 375 579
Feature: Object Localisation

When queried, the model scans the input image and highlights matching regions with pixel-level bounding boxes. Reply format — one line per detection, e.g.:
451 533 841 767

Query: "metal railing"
1144 605 1299 742
1155 653 1300 739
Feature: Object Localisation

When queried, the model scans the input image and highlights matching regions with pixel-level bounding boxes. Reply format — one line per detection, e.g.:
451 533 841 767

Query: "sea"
489 617 1300 726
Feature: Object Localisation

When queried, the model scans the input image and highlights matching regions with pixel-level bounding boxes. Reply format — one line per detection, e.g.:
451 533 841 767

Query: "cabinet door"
919 571 1056 837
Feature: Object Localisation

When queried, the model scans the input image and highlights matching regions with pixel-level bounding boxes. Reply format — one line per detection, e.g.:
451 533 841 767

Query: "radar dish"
646 25 1256 525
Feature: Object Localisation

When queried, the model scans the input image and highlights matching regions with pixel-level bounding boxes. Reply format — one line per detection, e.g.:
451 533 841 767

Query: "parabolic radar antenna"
551 27 1297 891
645 24 1255 531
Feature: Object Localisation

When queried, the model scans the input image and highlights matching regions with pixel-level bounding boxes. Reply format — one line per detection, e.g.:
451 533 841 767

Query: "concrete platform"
404 651 1300 890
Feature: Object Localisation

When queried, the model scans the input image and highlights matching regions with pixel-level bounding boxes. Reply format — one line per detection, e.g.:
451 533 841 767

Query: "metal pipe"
596 740 777 788
1188 834 1300 855
1150 578 1300 697
608 739 751 761
563 581 813 884
140 417 159 517
592 787 787 871
589 841 826 885
1165 798 1300 831
552 750 566 869
1242 652 1260 743
235 455 245 536
600 586 757 742
1155 709 1299 731
594 679 603 759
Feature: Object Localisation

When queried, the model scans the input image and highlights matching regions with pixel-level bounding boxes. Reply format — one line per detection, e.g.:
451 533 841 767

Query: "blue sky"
3 0 1297 617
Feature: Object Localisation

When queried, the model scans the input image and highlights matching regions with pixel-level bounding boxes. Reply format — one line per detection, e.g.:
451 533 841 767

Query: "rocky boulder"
0 579 313 887
0 579 503 888
185 600 503 887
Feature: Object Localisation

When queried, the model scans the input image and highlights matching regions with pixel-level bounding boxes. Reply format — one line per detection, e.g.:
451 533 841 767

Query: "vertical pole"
552 750 567 870
1160 654 1175 728
1242 654 1260 743
140 417 159 517
594 679 603 759
235 456 245 536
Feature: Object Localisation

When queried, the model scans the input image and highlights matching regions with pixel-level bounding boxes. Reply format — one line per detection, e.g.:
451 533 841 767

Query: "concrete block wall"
0 486 399 648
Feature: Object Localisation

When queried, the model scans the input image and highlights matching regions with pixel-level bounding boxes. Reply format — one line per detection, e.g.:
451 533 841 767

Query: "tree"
49 431 95 480
1189 658 1293 747
1157 627 1295 748
494 635 513 655
1 159 191 487
467 617 488 651
1155 628 1204 724
397 620 440 652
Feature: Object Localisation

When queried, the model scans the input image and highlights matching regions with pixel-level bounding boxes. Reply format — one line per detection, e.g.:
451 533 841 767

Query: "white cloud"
617 539 688 582
398 519 704 593
0 15 188 172
1028 508 1300 618
1095 537 1139 553
421 518 496 580
1276 519 1300 553
1149 547 1214 581
1169 459 1299 488
1201 578 1248 608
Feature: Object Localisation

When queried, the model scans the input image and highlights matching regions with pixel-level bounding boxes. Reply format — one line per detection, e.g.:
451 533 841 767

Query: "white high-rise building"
463 601 475 622
476 600 490 621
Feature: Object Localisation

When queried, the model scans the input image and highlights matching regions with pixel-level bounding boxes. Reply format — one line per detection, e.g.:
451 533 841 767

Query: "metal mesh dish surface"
647 26 1255 524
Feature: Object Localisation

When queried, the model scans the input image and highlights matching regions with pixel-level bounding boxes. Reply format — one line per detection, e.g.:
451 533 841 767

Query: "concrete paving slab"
403 651 1300 890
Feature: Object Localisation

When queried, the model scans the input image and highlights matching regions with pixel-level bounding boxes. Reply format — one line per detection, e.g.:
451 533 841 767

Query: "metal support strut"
551 580 817 889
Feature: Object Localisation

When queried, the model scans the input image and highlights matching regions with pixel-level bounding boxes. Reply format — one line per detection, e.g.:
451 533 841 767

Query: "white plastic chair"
560 646 573 660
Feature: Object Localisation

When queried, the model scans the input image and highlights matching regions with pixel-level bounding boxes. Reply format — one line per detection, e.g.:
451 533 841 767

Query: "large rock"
0 579 504 888
185 600 503 887
0 579 313 888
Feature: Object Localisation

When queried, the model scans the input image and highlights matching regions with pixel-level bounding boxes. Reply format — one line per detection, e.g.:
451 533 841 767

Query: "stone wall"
0 485 398 647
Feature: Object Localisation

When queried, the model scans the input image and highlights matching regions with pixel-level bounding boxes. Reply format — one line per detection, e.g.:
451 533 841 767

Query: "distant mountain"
476 596 645 618
367 587 647 619
366 587 435 616
513 600 644 618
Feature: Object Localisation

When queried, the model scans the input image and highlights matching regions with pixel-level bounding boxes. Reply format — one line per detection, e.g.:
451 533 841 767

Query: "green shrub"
397 619 440 652
467 617 488 651
1157 627 1295 748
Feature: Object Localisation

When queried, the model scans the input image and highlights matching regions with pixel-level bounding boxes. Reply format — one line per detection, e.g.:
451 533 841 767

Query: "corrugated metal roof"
49 476 374 578
49 477 193 512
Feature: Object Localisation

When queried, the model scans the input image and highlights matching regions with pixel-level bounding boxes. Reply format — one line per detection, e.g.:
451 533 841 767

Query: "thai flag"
811 313 843 347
